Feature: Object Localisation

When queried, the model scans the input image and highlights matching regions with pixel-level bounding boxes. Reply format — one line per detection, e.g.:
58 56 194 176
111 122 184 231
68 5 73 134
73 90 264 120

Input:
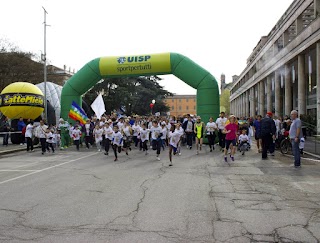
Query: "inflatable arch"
61 52 220 122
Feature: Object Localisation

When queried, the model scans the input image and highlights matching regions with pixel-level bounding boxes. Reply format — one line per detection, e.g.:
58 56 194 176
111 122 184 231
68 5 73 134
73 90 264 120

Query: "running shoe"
157 157 160 161
224 157 227 162
231 156 235 162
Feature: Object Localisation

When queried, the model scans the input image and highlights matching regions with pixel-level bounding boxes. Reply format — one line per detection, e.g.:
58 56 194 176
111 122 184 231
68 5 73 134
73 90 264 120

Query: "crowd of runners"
12 109 303 167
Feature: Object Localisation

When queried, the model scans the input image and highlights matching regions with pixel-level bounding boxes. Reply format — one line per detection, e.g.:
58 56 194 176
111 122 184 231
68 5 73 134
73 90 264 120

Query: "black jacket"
182 120 194 132
260 117 276 137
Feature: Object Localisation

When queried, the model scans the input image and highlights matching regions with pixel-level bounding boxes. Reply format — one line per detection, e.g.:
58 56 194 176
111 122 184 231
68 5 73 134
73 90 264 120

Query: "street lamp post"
42 6 48 122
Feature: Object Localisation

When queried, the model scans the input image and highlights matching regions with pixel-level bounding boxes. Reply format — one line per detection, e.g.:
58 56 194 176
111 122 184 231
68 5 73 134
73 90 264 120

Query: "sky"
0 0 294 95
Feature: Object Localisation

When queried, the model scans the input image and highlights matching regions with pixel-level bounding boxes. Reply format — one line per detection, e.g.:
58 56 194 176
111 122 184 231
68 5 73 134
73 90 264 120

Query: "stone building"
165 95 196 117
230 0 320 133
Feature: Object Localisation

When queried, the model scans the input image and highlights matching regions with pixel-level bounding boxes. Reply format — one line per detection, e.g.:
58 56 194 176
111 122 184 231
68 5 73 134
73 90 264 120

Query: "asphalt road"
0 144 319 243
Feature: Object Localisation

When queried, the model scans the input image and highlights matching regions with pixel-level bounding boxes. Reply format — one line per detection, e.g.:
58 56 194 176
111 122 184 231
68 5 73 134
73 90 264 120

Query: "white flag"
91 94 106 119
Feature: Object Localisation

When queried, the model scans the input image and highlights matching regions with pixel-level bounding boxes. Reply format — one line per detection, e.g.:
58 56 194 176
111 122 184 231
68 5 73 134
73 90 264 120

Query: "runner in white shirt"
160 122 168 151
93 124 103 152
45 129 55 153
36 120 48 155
121 121 132 155
216 112 228 150
103 122 113 155
132 121 141 148
168 125 183 166
72 126 82 151
174 122 184 155
25 121 35 152
139 123 150 155
206 117 218 152
150 120 163 161
112 125 123 161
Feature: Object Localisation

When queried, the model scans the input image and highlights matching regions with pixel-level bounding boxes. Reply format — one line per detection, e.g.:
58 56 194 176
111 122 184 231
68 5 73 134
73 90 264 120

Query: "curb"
0 146 41 156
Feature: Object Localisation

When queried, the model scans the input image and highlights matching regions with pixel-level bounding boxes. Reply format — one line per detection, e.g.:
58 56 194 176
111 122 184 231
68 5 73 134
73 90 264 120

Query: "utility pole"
42 6 48 122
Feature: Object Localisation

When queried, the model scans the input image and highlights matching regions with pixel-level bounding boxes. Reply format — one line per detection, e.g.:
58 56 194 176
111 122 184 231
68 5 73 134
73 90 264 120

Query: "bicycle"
280 131 292 155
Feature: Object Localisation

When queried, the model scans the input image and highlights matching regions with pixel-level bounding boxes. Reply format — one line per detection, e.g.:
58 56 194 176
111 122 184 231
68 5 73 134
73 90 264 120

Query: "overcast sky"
1 0 294 95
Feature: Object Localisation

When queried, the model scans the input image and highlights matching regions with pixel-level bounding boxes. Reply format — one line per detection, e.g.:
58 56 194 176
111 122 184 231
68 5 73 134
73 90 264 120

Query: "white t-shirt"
69 126 74 137
161 127 167 139
37 125 48 138
216 117 227 130
132 124 140 136
206 122 217 134
94 128 103 142
151 126 162 140
122 126 131 137
72 129 82 141
46 132 54 143
186 121 193 132
84 124 91 136
25 124 34 138
117 122 124 130
169 131 182 148
140 129 150 142
239 134 249 143
112 131 123 146
104 126 113 140
175 127 184 136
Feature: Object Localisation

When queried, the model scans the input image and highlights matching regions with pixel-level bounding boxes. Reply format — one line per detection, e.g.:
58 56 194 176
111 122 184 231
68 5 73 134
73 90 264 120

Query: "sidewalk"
0 143 35 156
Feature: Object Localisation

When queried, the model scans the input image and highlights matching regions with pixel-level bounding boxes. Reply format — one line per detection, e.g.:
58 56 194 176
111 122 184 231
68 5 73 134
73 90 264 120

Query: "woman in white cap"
223 115 238 162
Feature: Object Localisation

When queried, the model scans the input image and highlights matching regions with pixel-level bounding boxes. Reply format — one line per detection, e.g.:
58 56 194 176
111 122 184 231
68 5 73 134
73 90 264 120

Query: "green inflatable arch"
60 52 220 123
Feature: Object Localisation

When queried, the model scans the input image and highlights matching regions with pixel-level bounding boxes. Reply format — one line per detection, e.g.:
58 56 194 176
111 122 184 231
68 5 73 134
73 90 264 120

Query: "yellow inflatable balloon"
0 82 44 119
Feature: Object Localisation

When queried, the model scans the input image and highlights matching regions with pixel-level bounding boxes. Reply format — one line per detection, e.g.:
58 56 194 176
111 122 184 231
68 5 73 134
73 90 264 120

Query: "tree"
0 38 43 91
220 89 230 115
83 76 172 116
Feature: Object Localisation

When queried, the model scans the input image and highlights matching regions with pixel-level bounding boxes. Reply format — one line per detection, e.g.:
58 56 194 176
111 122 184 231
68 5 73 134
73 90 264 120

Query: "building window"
179 99 181 102
179 106 181 110
194 106 196 110
186 98 189 102
186 106 189 110
172 99 174 102
194 99 196 102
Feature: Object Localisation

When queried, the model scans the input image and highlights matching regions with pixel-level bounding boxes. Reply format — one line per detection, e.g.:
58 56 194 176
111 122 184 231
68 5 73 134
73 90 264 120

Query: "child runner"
83 119 93 149
168 125 182 166
104 122 113 155
122 121 132 155
174 122 184 155
45 128 55 153
206 117 218 152
72 125 82 151
223 115 238 162
238 129 249 155
112 125 123 161
93 124 103 152
160 121 168 151
132 121 141 148
194 116 205 155
151 120 163 161
139 123 150 155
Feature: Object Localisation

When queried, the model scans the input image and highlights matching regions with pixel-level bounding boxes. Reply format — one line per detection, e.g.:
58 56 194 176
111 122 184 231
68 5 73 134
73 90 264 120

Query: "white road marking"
0 170 40 172
5 154 75 170
0 152 98 186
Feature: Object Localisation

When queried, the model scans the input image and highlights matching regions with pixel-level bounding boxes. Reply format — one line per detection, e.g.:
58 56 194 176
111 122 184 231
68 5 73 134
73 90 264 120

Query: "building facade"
47 65 74 86
230 0 320 133
165 95 196 117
